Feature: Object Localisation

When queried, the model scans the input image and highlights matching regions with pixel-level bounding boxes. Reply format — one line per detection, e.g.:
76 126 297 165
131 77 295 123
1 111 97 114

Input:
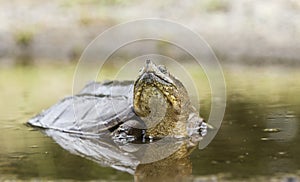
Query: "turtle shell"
28 81 137 135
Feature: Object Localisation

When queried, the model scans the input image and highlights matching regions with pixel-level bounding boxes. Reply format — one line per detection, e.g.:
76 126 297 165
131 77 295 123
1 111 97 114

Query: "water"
0 64 300 181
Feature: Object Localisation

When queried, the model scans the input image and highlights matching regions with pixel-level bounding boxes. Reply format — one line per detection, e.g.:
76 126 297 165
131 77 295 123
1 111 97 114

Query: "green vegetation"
13 29 37 66
14 29 35 47
203 0 230 12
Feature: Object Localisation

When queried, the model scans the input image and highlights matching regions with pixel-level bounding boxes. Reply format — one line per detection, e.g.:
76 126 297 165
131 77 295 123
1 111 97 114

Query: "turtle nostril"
144 60 157 73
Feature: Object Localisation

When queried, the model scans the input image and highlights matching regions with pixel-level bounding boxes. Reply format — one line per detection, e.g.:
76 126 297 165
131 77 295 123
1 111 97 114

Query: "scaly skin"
133 60 192 138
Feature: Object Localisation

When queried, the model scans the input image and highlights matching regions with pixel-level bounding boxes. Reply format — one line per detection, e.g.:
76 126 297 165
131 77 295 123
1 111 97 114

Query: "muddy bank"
0 0 299 65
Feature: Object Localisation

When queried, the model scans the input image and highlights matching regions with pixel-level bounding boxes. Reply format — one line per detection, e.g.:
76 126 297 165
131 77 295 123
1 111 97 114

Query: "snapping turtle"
28 60 207 141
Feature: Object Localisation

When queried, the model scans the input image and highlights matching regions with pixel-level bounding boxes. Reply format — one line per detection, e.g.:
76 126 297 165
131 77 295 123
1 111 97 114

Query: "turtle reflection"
44 129 201 181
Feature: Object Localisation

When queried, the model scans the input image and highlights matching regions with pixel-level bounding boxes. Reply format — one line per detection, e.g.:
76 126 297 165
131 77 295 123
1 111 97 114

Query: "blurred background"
1 0 300 181
1 0 300 66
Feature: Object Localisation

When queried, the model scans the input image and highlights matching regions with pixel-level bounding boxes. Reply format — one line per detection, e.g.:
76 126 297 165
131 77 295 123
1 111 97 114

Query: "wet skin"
115 60 206 140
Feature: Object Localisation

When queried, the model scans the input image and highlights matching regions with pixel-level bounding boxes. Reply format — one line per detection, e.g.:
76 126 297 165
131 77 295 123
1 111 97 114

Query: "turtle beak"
142 60 175 86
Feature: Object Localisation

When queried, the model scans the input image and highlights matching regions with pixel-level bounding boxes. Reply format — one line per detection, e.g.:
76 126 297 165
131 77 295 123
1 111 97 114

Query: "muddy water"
0 64 299 181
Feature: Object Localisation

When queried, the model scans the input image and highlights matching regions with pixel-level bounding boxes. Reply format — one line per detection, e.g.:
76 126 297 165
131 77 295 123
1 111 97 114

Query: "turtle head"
133 60 183 117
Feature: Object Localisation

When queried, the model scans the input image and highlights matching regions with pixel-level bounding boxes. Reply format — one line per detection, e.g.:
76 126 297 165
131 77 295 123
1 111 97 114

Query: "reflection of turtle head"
133 60 190 137
135 140 195 182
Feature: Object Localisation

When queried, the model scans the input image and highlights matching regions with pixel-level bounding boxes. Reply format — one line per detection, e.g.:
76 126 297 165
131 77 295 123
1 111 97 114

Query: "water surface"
0 64 299 181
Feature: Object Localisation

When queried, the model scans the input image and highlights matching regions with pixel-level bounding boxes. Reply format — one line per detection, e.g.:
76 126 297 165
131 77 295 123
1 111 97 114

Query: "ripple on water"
263 110 298 141
262 128 281 133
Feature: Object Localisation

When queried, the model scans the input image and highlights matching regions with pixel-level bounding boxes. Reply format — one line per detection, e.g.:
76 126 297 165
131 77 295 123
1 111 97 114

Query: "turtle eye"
158 65 168 74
